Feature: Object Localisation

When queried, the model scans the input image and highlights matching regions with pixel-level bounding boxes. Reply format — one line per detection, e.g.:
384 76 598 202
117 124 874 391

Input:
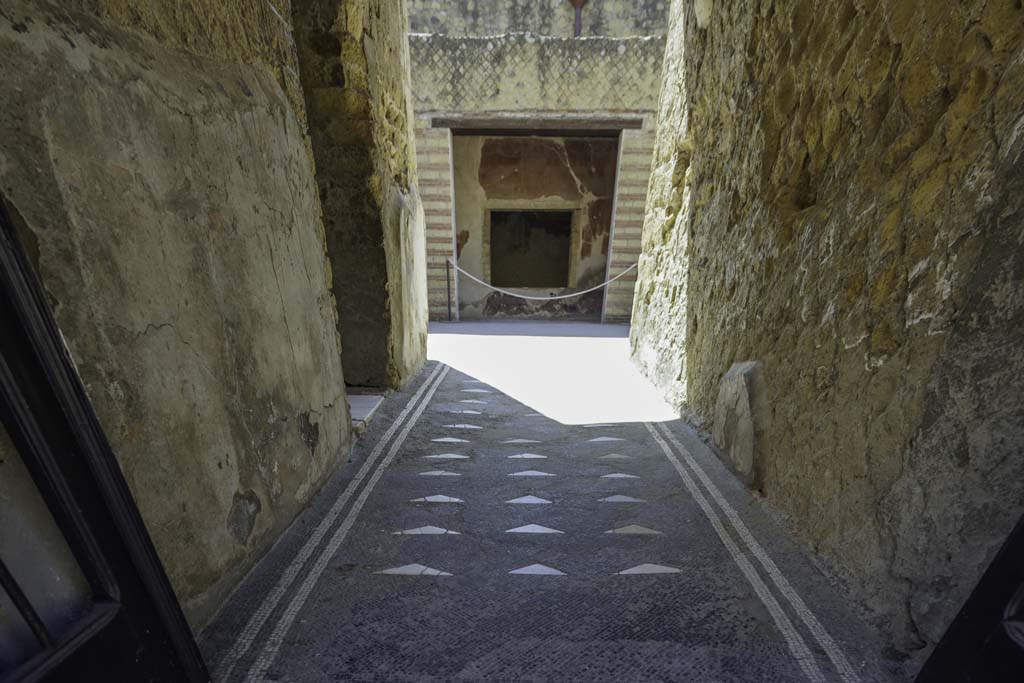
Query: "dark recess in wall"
490 210 572 287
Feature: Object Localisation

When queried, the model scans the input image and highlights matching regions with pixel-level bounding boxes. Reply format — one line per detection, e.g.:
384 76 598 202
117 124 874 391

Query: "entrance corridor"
201 323 902 682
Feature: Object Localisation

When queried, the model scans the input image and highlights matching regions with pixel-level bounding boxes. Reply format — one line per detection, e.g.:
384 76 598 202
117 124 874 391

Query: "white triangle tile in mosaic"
509 470 555 477
605 525 662 535
376 564 452 576
506 496 552 505
509 564 566 576
506 524 563 534
616 564 680 575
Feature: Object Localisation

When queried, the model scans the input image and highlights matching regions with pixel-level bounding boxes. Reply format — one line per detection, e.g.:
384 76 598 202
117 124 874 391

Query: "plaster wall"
0 0 349 628
632 0 1024 657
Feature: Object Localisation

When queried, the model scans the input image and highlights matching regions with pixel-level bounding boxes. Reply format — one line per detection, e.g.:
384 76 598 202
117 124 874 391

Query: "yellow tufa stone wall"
293 0 428 388
406 0 669 37
631 0 691 404
633 0 1024 657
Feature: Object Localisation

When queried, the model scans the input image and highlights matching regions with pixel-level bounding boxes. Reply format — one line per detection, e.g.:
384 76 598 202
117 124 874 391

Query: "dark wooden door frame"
916 514 1024 682
0 200 208 681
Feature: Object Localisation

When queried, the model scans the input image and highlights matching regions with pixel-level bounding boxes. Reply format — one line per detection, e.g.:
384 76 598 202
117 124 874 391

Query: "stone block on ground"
350 394 385 436
712 361 768 489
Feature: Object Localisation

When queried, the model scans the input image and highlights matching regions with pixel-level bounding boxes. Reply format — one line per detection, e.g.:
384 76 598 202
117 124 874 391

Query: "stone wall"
0 0 349 628
407 0 669 37
631 0 690 404
414 124 458 321
409 33 665 115
452 135 617 318
294 0 428 389
632 0 1024 658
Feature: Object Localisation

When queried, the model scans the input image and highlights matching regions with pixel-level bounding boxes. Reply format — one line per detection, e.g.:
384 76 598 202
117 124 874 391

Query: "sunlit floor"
427 320 678 425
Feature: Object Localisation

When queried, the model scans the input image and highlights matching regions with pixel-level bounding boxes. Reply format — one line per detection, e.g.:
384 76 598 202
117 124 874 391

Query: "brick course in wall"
416 122 457 320
604 128 655 322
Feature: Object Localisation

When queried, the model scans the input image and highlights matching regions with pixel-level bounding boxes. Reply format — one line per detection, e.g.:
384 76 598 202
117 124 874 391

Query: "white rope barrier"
447 258 637 301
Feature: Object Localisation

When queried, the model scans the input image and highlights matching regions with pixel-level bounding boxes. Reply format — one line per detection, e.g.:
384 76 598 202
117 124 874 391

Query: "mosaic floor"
202 362 904 682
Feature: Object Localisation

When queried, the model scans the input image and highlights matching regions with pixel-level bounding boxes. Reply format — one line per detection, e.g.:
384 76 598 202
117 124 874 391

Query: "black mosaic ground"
200 362 907 682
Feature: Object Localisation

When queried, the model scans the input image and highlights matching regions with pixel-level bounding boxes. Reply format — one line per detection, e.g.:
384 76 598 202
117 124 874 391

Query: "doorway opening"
449 134 619 320
489 210 573 288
